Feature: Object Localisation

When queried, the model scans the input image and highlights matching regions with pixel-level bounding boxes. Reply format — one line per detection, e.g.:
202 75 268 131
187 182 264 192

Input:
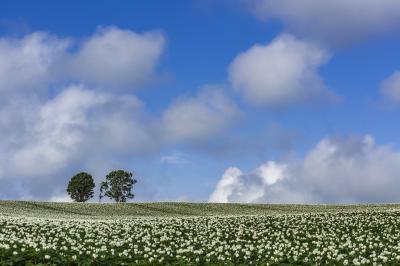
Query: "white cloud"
380 71 400 104
0 32 69 95
209 167 243 203
0 27 165 97
10 86 106 177
249 0 400 45
0 25 167 200
162 85 240 143
0 84 239 200
0 26 245 201
210 135 400 204
228 34 332 107
69 27 165 89
209 162 286 203
0 85 158 199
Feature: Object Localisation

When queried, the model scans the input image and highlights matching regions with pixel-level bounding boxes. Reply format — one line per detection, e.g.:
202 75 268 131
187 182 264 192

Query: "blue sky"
1 0 400 203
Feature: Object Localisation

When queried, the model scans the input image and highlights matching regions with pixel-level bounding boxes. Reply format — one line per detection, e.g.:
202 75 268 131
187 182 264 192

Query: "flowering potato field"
1 202 400 265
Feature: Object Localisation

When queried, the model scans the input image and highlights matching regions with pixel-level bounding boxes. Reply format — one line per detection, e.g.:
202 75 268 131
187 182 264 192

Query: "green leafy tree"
67 172 95 202
99 170 137 202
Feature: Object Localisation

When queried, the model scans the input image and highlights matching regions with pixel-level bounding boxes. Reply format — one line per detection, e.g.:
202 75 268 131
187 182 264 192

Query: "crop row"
1 210 400 265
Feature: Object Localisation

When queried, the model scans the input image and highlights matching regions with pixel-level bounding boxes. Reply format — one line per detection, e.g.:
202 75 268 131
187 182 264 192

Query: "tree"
67 172 95 202
99 170 137 202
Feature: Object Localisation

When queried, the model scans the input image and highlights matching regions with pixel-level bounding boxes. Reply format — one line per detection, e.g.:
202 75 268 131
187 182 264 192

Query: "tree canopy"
67 172 95 202
99 170 137 202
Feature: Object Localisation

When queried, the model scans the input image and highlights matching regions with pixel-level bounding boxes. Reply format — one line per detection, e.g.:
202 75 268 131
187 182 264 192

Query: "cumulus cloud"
9 86 106 178
0 83 240 199
0 26 169 200
380 71 400 104
210 135 400 204
249 0 400 45
162 85 240 143
0 26 165 96
0 26 245 201
228 34 333 107
69 27 165 88
0 32 69 95
209 162 286 203
0 85 158 199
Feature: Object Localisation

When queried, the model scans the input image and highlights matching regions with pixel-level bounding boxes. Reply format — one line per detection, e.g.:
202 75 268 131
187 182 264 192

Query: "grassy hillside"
1 200 399 218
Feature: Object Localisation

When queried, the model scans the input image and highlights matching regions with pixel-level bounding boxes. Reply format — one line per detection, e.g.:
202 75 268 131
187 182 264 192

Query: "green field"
1 201 400 265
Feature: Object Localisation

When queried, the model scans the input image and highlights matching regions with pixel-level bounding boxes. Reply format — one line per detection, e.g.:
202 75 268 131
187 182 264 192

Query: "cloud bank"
0 32 69 96
210 135 400 204
0 85 158 199
0 27 240 200
228 34 333 107
0 26 165 97
249 0 400 46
